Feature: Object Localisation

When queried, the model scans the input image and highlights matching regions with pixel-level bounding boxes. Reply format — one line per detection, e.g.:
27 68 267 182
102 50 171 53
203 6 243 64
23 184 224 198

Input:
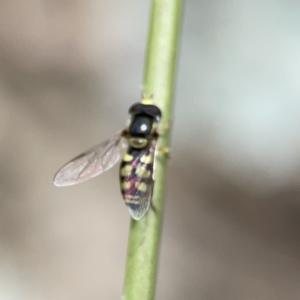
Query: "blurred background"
1 0 300 299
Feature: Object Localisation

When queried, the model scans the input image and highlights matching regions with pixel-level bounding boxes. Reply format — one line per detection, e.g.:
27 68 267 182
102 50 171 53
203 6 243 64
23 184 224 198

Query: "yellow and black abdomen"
119 145 154 220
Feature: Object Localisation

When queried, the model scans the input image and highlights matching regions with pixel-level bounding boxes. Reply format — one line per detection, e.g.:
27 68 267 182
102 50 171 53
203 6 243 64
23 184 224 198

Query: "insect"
53 98 163 220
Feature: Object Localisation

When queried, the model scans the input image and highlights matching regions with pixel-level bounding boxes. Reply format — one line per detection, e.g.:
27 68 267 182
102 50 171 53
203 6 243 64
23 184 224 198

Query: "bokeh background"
1 1 300 299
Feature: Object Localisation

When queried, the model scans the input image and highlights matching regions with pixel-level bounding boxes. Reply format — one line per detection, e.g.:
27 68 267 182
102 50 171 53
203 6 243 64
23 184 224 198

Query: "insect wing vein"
54 133 127 186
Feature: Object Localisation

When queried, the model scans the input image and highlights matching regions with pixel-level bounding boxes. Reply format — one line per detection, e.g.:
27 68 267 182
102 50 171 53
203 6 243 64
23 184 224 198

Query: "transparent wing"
125 175 153 220
54 132 128 187
123 141 156 220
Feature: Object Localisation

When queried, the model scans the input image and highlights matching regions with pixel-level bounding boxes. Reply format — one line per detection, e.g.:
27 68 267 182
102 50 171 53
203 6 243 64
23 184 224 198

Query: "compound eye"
129 103 143 115
128 103 161 120
143 105 161 119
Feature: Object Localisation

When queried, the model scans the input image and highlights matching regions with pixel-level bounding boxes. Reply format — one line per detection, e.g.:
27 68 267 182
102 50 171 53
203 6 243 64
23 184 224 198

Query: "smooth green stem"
122 1 183 300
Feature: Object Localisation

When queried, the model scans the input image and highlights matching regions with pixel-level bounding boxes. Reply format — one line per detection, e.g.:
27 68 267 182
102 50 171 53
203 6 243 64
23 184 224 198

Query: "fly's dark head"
129 103 161 122
127 103 161 139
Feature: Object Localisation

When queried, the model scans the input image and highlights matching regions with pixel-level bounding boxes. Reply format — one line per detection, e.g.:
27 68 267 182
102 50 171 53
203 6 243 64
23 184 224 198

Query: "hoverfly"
53 98 162 220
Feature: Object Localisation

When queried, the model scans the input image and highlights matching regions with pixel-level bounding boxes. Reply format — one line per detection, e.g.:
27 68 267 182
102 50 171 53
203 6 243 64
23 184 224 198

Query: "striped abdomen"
119 145 154 220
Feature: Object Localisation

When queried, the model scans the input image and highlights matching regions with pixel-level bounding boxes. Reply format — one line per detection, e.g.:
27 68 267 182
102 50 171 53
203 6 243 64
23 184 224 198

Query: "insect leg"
157 119 172 136
157 147 170 155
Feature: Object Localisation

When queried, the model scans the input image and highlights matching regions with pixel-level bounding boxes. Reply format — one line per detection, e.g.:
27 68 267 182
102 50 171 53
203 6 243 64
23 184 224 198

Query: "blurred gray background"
1 0 300 299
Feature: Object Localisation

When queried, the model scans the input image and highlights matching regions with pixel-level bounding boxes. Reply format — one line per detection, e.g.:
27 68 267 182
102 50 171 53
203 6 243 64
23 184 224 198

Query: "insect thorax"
126 103 161 149
126 115 154 148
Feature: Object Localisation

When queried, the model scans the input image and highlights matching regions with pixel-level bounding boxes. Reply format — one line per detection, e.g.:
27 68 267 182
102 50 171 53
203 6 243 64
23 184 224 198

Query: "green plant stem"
122 1 183 299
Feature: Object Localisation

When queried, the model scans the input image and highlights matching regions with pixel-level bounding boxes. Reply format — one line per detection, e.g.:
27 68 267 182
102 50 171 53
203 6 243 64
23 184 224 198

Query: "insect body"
53 101 161 220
